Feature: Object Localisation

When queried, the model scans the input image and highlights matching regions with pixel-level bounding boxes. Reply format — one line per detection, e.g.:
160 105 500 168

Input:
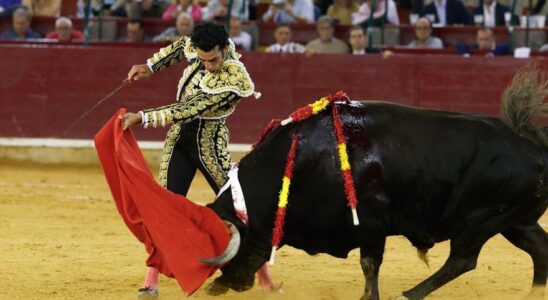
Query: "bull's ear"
199 221 241 265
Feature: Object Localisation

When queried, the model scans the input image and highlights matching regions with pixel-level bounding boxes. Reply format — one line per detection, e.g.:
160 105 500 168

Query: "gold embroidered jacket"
139 36 256 128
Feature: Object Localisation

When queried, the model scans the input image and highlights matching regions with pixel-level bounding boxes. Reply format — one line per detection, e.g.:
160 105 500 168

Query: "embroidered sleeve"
140 92 239 128
147 36 191 72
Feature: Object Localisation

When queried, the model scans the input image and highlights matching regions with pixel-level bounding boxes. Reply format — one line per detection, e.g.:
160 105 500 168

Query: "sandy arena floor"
0 161 546 300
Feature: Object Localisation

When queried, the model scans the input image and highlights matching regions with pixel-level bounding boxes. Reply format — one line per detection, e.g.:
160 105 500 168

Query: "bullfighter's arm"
139 92 239 128
146 36 190 73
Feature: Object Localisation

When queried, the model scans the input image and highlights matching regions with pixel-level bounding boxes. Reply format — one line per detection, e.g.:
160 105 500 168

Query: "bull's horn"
199 221 241 265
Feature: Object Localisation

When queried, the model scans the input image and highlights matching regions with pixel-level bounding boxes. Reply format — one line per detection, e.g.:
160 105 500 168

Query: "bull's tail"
501 66 548 148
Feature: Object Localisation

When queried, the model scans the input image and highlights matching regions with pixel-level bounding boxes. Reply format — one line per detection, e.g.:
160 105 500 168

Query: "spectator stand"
0 16 545 50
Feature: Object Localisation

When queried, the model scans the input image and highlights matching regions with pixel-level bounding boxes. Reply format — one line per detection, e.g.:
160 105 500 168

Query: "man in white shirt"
229 17 252 50
472 0 510 27
434 0 446 26
266 24 307 53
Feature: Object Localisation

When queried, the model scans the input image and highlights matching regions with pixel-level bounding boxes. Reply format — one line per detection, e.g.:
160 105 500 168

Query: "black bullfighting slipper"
137 287 159 299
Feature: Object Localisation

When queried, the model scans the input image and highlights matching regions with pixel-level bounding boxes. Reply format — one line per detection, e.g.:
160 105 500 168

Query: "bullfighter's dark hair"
190 21 229 51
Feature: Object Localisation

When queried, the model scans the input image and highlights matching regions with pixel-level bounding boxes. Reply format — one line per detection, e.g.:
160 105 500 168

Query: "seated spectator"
22 0 60 17
162 0 201 23
153 12 193 42
262 0 314 24
0 0 22 19
0 7 41 40
348 25 393 58
111 0 168 19
327 0 359 25
352 0 400 26
457 27 509 56
266 23 307 53
202 0 249 21
46 16 84 42
471 0 510 27
421 0 470 26
306 16 349 54
408 17 443 48
119 19 151 42
348 25 368 54
229 17 252 51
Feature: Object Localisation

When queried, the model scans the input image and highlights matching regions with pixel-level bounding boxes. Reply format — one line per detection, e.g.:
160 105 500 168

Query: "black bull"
206 71 548 300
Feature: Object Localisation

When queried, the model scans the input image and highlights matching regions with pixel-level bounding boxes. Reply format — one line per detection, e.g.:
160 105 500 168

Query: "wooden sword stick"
63 81 128 136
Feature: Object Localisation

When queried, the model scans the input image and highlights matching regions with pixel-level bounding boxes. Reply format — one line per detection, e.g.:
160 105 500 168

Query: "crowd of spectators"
0 0 546 56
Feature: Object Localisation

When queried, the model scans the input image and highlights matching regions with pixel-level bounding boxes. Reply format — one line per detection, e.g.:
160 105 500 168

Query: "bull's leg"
502 223 548 298
359 236 386 300
400 236 485 300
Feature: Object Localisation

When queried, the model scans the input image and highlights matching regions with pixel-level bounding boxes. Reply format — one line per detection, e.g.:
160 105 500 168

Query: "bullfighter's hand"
120 112 142 130
125 64 152 83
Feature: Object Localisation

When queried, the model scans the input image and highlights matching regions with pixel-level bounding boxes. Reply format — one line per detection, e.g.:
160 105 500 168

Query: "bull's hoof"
388 293 409 300
205 280 230 296
137 287 159 299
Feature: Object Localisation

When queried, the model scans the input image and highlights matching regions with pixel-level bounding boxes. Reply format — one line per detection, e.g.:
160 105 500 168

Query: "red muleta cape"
94 108 230 296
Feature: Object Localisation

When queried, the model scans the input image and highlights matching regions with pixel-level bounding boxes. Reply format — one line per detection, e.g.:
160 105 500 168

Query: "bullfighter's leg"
400 234 486 300
194 119 231 193
359 235 386 300
502 223 548 299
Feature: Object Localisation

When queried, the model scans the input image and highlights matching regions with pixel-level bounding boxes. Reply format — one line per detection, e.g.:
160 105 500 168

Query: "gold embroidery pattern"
148 37 188 72
200 60 255 97
159 123 182 187
215 121 233 172
176 63 202 102
198 120 230 188
184 68 206 99
183 39 197 61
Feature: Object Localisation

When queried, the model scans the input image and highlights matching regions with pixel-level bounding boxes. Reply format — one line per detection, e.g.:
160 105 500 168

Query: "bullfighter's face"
197 46 224 73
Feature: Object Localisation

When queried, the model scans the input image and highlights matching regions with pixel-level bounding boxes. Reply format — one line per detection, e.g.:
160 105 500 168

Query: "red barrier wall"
0 44 546 143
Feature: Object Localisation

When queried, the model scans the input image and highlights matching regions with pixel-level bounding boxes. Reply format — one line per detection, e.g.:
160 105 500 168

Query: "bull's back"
340 102 547 242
